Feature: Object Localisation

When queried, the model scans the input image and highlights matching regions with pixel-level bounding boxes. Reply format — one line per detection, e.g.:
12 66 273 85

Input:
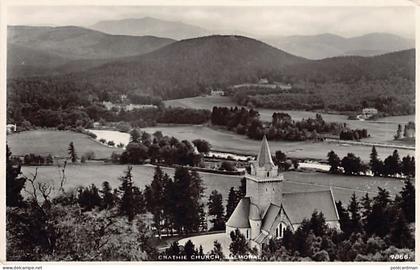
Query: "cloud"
7 5 415 38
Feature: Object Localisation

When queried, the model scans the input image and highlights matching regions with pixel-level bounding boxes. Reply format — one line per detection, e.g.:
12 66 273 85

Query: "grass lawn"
142 125 415 162
164 96 415 145
7 130 123 159
21 164 407 206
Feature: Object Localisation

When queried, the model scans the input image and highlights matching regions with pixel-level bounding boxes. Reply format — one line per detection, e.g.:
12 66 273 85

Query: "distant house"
6 124 17 133
258 78 269 84
102 101 157 112
210 89 225 96
275 82 292 90
362 108 378 119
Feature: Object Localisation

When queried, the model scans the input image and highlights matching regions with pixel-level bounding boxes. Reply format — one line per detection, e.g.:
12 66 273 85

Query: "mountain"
263 33 414 59
65 35 307 98
7 25 175 77
8 25 175 59
90 17 211 40
283 49 415 82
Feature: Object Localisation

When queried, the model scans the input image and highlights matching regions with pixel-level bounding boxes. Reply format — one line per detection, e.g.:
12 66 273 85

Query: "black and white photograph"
2 0 417 265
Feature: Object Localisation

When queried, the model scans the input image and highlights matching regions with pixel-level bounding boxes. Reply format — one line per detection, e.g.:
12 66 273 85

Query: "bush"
82 151 95 160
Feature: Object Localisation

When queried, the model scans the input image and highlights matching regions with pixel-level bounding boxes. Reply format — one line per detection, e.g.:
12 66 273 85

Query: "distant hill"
283 49 415 82
90 17 211 40
263 33 414 59
8 25 175 59
7 25 175 77
65 35 308 98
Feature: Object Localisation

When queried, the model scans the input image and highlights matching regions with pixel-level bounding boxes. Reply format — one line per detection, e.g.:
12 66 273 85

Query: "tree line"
211 106 365 141
327 147 415 178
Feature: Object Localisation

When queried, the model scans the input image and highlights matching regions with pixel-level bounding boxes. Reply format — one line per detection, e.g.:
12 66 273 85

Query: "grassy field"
21 164 407 205
164 96 415 145
142 125 414 161
7 130 123 159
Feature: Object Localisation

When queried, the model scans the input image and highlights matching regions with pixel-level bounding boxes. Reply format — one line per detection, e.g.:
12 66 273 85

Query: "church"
226 136 340 250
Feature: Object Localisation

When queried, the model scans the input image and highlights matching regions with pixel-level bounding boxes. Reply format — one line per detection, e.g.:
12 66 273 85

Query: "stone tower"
246 135 284 239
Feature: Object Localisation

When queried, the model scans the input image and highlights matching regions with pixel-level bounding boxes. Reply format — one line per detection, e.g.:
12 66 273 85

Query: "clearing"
7 130 123 159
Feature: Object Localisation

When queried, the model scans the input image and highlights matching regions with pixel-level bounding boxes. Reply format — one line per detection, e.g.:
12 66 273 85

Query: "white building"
225 136 340 250
6 124 17 133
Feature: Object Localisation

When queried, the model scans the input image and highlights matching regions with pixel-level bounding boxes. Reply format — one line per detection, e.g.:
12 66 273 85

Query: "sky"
7 5 416 38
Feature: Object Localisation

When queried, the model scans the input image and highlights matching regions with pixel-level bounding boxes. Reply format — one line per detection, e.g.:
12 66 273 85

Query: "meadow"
164 96 415 145
21 164 407 205
7 130 123 159
142 125 414 161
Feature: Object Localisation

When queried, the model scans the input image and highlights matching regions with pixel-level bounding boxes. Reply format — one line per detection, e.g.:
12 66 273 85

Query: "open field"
142 125 414 161
7 130 123 159
21 164 408 205
164 96 415 145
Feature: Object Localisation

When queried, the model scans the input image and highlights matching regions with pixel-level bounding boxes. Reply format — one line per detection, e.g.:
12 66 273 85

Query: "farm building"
362 108 378 118
6 124 17 133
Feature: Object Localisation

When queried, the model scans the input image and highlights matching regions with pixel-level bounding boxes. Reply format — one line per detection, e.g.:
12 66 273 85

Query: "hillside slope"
7 25 175 77
67 35 308 98
264 33 414 59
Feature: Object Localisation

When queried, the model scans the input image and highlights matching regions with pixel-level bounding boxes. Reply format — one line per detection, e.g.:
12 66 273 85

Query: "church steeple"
256 135 275 170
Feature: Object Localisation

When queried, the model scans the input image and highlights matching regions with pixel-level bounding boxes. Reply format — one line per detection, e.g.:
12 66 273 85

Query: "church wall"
249 219 261 240
246 177 283 215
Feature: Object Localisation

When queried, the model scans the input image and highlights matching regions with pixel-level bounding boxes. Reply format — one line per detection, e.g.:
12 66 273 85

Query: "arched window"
276 222 287 239
246 230 249 239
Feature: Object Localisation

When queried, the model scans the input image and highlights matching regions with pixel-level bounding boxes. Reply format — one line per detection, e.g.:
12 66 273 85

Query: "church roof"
282 190 339 224
261 204 281 232
226 197 251 228
249 203 262 220
256 135 275 170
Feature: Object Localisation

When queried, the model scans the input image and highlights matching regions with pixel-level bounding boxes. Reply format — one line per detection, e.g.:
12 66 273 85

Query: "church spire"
256 135 275 169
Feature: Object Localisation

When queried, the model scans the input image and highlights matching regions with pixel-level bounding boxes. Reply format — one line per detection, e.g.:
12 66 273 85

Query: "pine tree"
239 177 246 197
183 240 196 260
208 190 225 230
145 166 165 237
77 184 101 211
100 181 114 210
118 166 136 221
171 168 204 234
327 151 341 174
398 179 415 223
68 142 77 162
365 187 391 237
166 241 180 256
229 229 249 257
130 129 141 143
226 187 239 221
369 146 383 176
209 240 225 260
347 193 362 233
6 145 26 207
335 201 352 238
401 155 413 177
360 193 372 220
390 210 414 249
